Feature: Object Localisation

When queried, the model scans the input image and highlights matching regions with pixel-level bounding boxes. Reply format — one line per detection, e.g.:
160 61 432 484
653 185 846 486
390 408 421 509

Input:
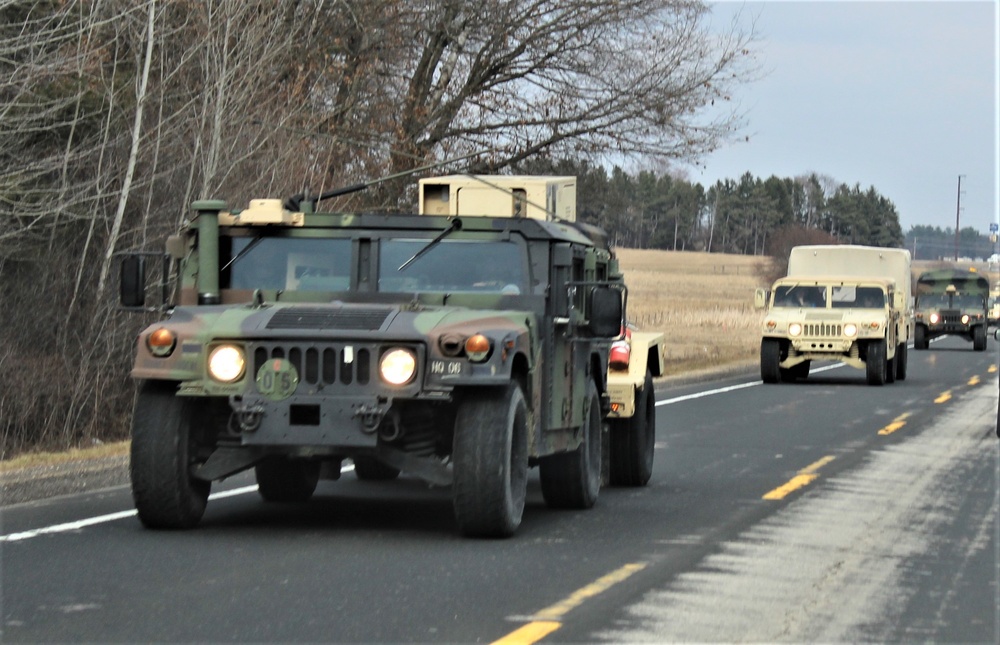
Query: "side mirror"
754 288 768 309
120 255 146 307
589 287 623 337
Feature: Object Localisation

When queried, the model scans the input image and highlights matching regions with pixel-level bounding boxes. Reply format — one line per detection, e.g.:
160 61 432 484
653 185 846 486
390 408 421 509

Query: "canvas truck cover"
787 245 912 301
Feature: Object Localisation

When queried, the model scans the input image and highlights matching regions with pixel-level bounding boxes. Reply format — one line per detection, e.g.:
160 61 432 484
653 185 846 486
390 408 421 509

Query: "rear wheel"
866 340 887 386
255 457 321 502
973 325 987 351
895 342 908 380
914 325 928 350
760 339 782 384
452 382 529 538
540 380 602 509
130 381 211 529
609 372 655 487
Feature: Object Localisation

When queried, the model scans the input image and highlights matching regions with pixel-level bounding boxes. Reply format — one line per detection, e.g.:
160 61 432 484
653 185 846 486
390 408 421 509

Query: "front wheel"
609 372 655 487
866 340 887 386
539 380 602 509
760 338 782 384
973 325 987 351
130 381 211 529
452 382 529 538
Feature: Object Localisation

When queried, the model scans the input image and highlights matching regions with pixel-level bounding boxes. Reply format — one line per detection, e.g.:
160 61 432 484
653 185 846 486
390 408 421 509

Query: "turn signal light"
146 328 176 357
465 334 492 362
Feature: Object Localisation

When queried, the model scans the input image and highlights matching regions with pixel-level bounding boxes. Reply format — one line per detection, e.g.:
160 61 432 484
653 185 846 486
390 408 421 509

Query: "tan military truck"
755 245 913 386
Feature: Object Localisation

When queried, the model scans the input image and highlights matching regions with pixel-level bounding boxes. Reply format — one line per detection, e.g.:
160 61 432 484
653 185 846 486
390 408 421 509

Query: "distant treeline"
516 158 995 261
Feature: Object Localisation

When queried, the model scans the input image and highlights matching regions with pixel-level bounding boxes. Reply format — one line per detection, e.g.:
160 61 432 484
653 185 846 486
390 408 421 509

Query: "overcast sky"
689 1 998 235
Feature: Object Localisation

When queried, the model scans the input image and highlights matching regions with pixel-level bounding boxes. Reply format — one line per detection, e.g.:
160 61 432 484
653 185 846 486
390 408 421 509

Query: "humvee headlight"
146 328 176 357
961 314 970 325
380 348 416 385
788 323 802 337
208 345 245 382
465 334 492 362
929 312 940 324
843 323 858 338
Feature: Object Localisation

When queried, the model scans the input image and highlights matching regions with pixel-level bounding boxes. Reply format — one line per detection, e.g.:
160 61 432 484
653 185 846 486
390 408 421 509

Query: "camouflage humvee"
119 175 662 537
913 269 990 351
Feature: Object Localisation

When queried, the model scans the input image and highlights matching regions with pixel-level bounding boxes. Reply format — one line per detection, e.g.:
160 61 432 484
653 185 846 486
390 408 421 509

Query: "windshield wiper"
220 236 264 273
398 219 462 272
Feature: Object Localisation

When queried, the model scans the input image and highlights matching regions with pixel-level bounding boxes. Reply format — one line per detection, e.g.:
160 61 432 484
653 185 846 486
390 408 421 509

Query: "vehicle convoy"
754 244 913 386
913 268 990 351
119 174 664 538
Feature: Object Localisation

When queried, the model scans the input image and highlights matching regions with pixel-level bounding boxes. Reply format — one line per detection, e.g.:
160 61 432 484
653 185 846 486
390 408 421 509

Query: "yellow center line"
934 390 952 404
491 622 560 645
763 455 835 500
968 375 980 386
878 412 912 436
491 563 647 645
988 365 997 373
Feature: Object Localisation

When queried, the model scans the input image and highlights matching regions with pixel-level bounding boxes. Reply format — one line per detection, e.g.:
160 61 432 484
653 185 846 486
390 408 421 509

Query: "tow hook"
354 403 386 433
229 396 265 433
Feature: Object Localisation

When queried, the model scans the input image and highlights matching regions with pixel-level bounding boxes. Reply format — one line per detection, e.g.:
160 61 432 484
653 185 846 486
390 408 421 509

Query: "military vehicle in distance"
913 268 989 351
119 175 663 538
755 245 913 386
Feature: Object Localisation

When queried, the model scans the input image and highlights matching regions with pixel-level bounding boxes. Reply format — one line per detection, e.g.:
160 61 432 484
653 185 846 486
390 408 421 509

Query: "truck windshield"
379 239 526 294
223 237 352 292
831 286 885 309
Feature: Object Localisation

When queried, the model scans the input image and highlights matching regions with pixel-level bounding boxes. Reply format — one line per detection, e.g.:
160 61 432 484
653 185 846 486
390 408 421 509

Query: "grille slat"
803 323 842 337
252 342 373 388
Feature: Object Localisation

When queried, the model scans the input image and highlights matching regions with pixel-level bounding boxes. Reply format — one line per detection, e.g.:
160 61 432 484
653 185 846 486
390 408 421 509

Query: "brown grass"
616 248 771 376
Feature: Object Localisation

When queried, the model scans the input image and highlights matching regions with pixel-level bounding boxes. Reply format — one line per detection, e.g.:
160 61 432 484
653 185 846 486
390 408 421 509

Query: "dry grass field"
616 248 772 377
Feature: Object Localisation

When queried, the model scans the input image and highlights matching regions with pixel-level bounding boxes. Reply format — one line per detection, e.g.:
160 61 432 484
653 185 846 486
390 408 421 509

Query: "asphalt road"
2 335 997 643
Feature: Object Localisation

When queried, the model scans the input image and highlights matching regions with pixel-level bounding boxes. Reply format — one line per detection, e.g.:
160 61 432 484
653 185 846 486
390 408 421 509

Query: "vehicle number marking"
430 360 463 376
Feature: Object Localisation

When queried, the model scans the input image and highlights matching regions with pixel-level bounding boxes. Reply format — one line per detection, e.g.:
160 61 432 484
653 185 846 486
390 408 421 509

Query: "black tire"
885 354 896 383
609 371 655 487
866 340 887 386
760 338 782 384
130 381 211 529
539 380 602 509
452 382 529 538
973 325 987 351
353 456 401 481
914 325 928 350
895 342 908 381
255 457 321 502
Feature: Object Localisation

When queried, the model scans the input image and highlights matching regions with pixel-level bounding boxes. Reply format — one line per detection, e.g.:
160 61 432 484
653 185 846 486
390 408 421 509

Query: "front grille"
266 307 394 331
804 322 842 337
252 342 373 387
940 312 962 324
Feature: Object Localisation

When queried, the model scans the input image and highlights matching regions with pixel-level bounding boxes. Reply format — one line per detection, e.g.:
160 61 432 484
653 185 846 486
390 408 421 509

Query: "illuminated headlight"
208 344 246 382
843 323 858 338
929 313 940 324
960 314 970 324
788 323 802 337
380 348 417 385
146 328 176 357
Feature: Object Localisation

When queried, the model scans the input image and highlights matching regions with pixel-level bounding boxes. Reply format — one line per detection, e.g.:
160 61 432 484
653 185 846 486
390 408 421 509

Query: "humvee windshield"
379 239 526 294
917 293 985 309
221 236 527 295
830 286 885 309
225 237 352 291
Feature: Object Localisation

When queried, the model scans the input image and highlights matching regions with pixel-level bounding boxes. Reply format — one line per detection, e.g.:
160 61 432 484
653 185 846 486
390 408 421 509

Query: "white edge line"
0 485 260 543
655 362 847 406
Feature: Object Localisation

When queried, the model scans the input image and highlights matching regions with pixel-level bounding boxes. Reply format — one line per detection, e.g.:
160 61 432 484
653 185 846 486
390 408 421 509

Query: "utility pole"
954 174 965 261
